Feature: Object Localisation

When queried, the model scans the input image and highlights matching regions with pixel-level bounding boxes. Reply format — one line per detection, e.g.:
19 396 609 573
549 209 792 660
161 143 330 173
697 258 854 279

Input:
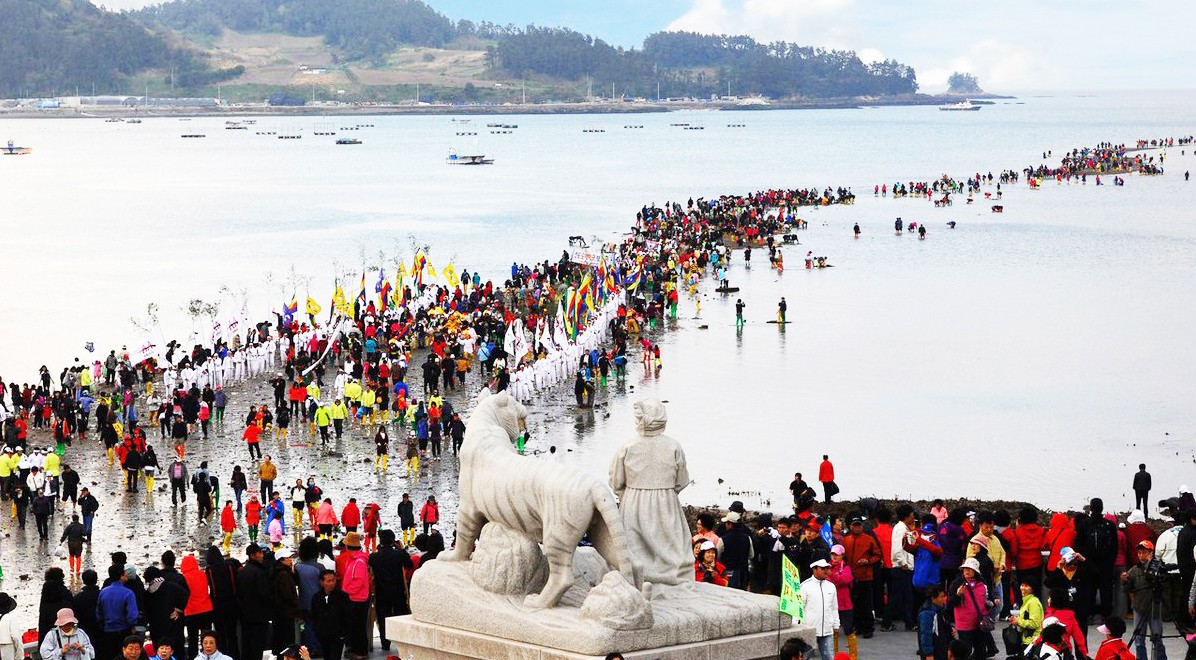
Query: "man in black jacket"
270 548 300 653
204 546 239 654
311 570 349 660
719 512 754 591
237 544 273 660
1176 509 1196 633
1133 464 1152 517
1075 497 1118 626
78 488 99 543
158 551 190 602
368 530 413 651
142 566 186 648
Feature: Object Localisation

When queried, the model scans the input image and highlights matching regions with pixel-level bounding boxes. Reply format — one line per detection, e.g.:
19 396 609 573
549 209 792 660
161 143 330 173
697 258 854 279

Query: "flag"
333 284 349 316
553 302 568 348
579 271 594 316
397 261 408 287
623 265 643 291
379 279 393 309
565 286 578 338
283 297 298 324
210 320 222 346
358 271 367 302
425 258 438 280
306 296 322 316
442 262 459 287
413 252 427 286
375 268 386 294
778 555 804 621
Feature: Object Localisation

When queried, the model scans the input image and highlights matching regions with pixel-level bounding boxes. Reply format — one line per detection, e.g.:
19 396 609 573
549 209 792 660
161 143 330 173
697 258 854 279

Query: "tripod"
1128 594 1182 660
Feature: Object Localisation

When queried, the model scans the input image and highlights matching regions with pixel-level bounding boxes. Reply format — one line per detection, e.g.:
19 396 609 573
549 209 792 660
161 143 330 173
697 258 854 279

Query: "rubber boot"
847 633 858 660
834 634 840 655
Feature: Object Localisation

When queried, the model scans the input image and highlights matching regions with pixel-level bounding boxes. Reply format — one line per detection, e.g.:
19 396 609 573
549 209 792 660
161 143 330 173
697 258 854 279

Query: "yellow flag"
397 261 408 285
426 258 438 279
305 296 322 316
443 262 459 287
333 285 349 316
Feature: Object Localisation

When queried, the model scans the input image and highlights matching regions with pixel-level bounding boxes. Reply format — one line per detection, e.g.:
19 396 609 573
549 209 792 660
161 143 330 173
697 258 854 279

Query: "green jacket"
1014 593 1043 643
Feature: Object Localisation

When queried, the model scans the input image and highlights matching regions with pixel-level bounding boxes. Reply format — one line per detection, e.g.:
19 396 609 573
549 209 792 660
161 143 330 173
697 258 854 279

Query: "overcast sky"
106 0 1195 92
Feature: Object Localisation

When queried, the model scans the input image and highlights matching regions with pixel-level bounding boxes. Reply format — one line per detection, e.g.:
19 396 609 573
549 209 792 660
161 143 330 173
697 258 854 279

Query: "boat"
2 143 31 156
126 119 142 124
939 99 981 111
336 138 362 145
104 118 123 123
180 134 206 138
446 150 493 165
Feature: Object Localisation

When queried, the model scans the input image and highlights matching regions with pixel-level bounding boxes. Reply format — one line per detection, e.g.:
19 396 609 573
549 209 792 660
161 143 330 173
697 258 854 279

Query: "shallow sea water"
0 90 1193 523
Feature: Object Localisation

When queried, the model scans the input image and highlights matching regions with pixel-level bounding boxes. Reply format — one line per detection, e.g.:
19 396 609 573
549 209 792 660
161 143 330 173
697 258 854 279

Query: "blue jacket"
96 582 138 632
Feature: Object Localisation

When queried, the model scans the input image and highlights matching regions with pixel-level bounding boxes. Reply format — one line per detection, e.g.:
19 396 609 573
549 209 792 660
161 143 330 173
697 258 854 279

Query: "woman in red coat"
219 500 236 552
245 493 263 544
362 502 381 552
694 540 729 587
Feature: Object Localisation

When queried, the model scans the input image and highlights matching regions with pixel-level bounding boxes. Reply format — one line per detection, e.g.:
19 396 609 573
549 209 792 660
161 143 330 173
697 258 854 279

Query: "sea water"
1 89 1193 510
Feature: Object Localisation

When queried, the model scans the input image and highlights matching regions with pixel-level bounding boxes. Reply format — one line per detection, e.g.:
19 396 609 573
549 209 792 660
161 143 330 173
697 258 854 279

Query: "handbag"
1001 624 1023 656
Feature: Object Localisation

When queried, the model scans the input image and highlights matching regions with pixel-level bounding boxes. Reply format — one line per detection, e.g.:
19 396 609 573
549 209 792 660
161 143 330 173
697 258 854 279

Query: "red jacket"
246 499 262 526
1045 513 1076 571
841 530 882 582
873 522 893 568
694 560 729 587
1042 606 1087 656
341 502 361 528
1011 523 1047 570
180 554 214 616
818 460 834 483
220 504 236 532
420 501 439 523
1124 522 1156 555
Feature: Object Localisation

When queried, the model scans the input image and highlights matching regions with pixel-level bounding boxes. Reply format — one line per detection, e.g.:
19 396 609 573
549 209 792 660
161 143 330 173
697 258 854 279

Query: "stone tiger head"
472 388 528 443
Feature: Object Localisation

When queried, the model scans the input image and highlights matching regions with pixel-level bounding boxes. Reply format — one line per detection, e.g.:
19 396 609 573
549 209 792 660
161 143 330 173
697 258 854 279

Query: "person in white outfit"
800 559 840 659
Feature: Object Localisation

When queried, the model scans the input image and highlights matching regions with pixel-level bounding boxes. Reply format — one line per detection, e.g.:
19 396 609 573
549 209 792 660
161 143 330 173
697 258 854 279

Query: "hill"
0 0 241 98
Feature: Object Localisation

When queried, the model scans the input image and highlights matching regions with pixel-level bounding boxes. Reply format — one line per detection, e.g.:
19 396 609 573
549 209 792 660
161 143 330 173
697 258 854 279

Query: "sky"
101 0 1196 92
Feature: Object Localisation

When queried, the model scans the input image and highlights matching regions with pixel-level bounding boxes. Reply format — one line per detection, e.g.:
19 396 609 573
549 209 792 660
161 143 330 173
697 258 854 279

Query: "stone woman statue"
609 397 691 586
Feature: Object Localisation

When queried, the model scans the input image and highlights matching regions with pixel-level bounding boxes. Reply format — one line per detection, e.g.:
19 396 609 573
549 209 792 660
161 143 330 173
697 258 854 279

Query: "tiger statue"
439 389 639 608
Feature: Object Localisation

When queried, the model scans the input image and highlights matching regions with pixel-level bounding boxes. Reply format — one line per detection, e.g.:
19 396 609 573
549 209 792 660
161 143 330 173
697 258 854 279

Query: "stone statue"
439 389 639 608
609 397 693 586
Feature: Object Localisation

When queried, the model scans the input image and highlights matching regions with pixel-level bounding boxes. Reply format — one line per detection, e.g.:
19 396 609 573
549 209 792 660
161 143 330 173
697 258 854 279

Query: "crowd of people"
686 463 1196 660
0 135 1188 660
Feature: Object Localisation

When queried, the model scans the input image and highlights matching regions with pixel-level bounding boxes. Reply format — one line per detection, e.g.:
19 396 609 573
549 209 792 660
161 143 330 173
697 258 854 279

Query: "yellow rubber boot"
847 633 858 660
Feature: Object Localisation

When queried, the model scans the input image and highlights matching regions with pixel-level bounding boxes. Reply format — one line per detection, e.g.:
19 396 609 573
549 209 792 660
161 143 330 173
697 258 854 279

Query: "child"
245 494 262 544
219 500 236 553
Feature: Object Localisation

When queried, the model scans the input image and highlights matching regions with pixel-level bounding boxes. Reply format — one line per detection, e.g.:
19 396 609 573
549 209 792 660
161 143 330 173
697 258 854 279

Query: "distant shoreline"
0 93 1014 119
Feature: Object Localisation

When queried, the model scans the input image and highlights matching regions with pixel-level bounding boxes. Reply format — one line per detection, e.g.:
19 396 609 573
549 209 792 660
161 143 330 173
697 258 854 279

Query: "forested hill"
494 29 918 98
132 0 457 61
0 0 242 98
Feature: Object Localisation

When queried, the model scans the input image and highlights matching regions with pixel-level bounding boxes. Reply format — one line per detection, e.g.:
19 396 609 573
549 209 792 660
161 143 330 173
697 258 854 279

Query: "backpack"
171 462 185 480
1024 642 1075 660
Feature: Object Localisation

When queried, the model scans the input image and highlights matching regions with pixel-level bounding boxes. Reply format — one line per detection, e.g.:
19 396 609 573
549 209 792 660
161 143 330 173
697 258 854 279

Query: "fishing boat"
940 99 981 111
2 142 31 155
446 150 492 165
336 138 362 145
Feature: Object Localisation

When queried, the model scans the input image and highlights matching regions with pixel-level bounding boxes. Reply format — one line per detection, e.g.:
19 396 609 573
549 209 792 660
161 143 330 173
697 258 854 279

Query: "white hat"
961 557 981 573
1097 623 1110 635
1181 485 1192 494
722 511 741 523
274 548 294 560
1043 616 1064 628
809 558 831 569
698 541 716 552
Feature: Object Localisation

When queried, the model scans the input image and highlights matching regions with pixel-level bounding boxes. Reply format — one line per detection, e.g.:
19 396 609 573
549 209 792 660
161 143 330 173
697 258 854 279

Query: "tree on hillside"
947 72 982 94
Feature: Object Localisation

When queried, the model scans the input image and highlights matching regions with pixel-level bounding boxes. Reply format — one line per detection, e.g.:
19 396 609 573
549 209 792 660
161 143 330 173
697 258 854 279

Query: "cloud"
664 0 1195 90
668 0 855 47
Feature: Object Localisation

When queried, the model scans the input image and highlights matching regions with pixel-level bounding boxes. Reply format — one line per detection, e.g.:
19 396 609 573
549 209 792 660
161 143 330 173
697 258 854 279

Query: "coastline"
0 92 1015 119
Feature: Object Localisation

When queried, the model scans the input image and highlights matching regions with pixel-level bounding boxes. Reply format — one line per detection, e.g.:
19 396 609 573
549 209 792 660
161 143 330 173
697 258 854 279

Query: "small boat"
278 134 302 140
105 118 123 123
582 128 605 133
446 151 493 165
2 143 31 156
126 119 142 124
335 138 361 145
180 134 206 138
940 99 981 111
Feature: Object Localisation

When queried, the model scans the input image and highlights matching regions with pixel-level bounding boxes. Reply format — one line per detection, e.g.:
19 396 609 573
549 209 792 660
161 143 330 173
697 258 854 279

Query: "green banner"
778 554 803 621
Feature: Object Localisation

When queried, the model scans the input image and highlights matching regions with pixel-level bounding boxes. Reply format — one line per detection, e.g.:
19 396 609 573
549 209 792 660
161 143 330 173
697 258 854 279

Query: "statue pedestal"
386 615 811 660
398 552 805 657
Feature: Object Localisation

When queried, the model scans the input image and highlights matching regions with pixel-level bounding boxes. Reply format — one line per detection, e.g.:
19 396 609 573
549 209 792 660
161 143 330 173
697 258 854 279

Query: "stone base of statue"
385 616 807 660
387 525 805 657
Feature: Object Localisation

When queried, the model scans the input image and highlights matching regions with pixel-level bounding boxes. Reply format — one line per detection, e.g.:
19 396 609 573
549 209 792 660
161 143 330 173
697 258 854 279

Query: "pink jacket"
316 501 338 526
827 562 854 610
341 551 370 602
951 580 988 632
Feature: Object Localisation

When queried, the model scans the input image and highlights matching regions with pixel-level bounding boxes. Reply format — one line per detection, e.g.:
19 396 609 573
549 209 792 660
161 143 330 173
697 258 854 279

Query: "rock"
580 571 653 630
468 523 548 595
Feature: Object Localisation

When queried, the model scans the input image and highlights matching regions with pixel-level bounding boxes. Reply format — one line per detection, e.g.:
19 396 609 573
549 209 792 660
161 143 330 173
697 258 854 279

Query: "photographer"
1123 540 1170 659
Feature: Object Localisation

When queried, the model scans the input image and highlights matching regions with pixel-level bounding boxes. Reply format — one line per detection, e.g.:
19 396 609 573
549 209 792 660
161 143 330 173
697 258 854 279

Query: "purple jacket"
938 521 968 570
